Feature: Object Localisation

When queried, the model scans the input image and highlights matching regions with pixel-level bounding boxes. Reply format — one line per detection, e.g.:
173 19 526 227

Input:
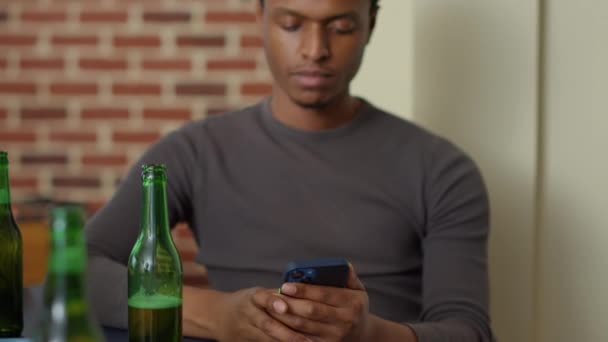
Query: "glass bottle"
35 204 105 342
128 164 182 342
0 151 23 337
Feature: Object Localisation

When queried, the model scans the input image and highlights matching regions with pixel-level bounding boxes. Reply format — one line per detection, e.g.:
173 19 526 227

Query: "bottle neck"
141 177 170 240
45 229 88 299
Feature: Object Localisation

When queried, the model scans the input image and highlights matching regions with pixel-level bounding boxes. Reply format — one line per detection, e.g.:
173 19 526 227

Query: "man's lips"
290 70 335 88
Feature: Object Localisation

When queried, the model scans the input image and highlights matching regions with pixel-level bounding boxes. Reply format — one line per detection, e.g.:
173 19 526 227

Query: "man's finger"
249 305 313 342
267 309 340 337
347 263 366 291
271 293 353 324
279 283 350 307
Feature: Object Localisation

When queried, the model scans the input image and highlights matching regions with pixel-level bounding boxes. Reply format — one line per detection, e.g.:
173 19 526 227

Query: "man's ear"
367 6 379 44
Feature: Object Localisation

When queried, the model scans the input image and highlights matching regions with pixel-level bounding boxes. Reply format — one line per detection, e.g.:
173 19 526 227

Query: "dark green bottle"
0 151 23 338
35 204 105 342
128 164 183 342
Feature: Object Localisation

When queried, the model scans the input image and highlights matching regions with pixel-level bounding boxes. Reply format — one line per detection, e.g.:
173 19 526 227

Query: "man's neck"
270 92 361 132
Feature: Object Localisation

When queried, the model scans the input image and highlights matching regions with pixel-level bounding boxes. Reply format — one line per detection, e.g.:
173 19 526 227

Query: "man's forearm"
366 314 418 342
182 286 230 339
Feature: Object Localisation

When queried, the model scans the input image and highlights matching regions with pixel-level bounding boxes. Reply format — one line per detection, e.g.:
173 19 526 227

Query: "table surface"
1 328 211 342
17 286 213 342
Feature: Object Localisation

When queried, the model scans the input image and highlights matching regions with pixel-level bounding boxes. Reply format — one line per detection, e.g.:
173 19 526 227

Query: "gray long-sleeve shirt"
85 98 493 341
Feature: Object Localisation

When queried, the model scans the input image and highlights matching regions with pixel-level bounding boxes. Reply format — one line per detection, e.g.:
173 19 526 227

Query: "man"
86 0 494 341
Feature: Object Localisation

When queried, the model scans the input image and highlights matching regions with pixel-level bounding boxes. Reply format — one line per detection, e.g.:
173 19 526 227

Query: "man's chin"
289 92 334 110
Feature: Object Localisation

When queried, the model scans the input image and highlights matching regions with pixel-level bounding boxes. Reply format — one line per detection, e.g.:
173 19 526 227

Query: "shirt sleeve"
85 127 199 328
407 137 495 341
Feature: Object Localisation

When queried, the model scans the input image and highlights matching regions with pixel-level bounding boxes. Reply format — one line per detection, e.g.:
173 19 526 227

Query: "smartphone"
282 257 349 288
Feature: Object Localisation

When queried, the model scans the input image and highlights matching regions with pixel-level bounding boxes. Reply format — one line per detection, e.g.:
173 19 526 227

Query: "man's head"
258 0 379 109
259 0 380 13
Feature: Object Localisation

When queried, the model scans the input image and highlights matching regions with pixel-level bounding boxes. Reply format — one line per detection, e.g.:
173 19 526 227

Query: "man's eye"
330 21 356 34
282 24 300 32
333 27 354 34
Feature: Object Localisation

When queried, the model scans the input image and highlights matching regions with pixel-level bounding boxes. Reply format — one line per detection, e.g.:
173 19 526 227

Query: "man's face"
260 0 375 109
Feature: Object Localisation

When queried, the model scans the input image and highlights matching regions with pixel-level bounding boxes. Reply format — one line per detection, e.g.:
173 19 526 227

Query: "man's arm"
406 137 494 341
85 128 198 328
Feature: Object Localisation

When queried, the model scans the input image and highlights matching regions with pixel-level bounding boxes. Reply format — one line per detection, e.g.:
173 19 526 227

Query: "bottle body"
0 151 23 338
128 164 182 342
35 204 105 342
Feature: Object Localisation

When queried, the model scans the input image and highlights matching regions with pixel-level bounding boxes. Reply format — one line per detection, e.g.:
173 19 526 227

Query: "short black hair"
259 0 380 11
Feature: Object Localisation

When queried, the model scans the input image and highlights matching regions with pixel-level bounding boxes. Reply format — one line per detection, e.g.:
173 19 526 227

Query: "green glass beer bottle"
128 164 183 342
35 204 105 342
0 151 23 338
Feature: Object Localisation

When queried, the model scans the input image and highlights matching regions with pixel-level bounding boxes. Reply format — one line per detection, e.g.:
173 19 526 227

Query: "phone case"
282 257 349 288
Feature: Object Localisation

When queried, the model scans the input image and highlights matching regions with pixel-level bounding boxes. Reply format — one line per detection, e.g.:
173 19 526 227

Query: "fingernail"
281 283 297 295
273 300 287 313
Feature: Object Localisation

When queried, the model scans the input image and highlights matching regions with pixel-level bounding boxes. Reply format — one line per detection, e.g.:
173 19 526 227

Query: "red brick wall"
0 0 272 208
1 0 273 282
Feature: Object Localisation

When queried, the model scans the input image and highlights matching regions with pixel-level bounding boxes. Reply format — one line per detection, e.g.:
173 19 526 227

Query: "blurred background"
1 0 607 341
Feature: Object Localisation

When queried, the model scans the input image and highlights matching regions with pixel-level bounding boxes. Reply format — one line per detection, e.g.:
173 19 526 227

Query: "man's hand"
253 264 371 342
215 287 314 342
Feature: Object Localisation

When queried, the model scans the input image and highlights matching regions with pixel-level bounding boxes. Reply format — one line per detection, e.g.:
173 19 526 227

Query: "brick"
142 59 191 71
113 131 160 144
50 82 98 95
241 35 263 48
80 58 127 70
176 35 225 47
0 131 36 143
20 58 64 70
85 201 106 215
0 58 6 69
241 83 272 96
114 35 161 48
22 11 67 22
53 177 100 188
207 108 230 116
80 11 128 23
0 12 7 22
21 154 68 165
175 83 225 96
81 107 130 119
143 12 191 22
82 154 128 166
205 11 256 23
207 59 256 70
143 108 191 120
21 108 67 120
0 34 37 46
0 108 7 119
9 177 38 189
52 35 98 46
112 83 162 96
0 82 36 94
49 131 97 142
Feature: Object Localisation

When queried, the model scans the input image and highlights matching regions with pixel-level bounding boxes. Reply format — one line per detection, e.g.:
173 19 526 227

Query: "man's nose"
299 24 330 62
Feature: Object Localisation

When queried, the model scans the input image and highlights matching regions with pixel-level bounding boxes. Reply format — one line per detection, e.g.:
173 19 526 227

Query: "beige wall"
413 1 608 342
352 0 413 118
537 1 608 341
413 1 539 341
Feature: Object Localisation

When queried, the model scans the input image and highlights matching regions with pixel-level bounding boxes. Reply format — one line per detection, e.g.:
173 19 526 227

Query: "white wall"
537 1 608 341
413 1 539 341
351 0 413 118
